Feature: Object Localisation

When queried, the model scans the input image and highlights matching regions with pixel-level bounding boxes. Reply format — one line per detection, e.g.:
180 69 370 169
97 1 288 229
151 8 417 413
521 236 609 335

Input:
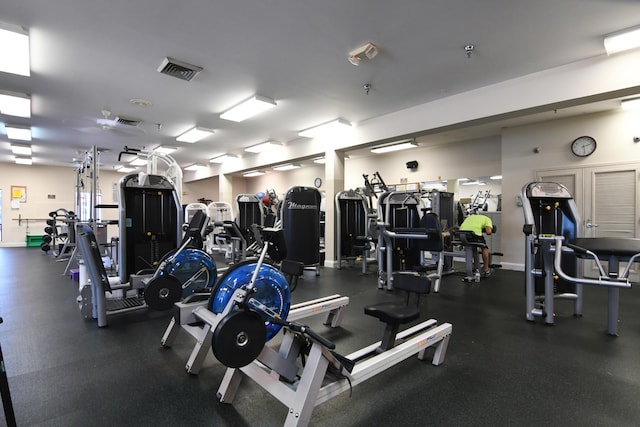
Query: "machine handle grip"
566 243 588 255
289 323 336 350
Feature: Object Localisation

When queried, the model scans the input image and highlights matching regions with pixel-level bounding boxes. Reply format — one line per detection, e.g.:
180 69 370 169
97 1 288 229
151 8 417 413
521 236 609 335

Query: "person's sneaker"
482 269 491 277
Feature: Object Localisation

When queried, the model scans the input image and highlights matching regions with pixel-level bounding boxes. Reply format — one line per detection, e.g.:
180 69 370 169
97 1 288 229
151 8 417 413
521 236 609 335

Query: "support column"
218 174 233 206
323 150 345 268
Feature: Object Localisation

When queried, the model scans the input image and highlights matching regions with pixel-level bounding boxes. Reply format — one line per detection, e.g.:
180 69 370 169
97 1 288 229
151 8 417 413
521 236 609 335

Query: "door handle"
585 220 599 228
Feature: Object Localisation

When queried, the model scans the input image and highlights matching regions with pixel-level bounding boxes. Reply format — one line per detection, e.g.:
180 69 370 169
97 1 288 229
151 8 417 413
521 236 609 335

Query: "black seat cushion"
364 303 420 324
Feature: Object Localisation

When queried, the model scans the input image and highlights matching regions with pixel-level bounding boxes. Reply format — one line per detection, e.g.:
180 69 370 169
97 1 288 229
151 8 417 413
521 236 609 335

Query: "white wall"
0 164 125 246
501 108 640 269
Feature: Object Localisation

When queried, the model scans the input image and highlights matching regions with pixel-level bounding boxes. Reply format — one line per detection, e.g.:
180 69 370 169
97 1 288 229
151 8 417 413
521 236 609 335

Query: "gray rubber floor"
1 247 640 426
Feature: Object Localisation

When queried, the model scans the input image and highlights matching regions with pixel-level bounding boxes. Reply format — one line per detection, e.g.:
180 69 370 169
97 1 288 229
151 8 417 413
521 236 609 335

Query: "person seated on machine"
459 213 493 277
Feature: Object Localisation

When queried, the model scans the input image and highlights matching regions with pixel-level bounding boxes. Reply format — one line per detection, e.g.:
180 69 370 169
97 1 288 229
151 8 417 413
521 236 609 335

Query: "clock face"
571 136 596 157
314 177 322 188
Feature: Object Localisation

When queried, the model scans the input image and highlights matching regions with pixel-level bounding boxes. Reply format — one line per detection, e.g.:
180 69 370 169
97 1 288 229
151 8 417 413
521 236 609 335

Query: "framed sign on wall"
11 185 27 202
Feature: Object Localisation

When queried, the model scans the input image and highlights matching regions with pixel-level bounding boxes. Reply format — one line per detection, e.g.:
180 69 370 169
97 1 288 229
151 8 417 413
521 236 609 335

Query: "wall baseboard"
500 262 524 272
0 243 27 248
324 260 337 269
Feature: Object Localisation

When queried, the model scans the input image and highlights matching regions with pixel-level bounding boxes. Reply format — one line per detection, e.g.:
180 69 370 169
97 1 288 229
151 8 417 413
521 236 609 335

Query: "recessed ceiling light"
298 119 351 138
15 156 32 165
370 140 417 154
220 95 277 122
209 154 239 163
0 24 30 76
154 145 177 154
11 143 31 156
273 164 301 171
184 164 206 171
0 91 31 118
604 26 640 55
243 171 266 177
5 125 31 141
244 140 282 153
176 126 214 143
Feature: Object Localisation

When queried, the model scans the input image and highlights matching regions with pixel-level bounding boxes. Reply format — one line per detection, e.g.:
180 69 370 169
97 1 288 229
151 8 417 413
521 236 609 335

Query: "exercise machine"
205 201 234 255
335 190 375 272
281 186 322 276
445 223 500 283
522 181 638 335
161 226 345 371
118 172 182 283
214 271 452 427
236 193 265 253
142 210 218 310
376 191 444 290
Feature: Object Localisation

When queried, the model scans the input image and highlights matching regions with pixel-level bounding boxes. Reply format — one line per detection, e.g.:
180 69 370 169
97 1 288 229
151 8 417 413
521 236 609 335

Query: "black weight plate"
144 274 182 310
42 235 52 243
40 243 50 252
212 310 266 368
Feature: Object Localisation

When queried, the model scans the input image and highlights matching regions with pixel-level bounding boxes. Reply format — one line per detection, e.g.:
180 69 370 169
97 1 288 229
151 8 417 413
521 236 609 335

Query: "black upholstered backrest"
77 226 112 293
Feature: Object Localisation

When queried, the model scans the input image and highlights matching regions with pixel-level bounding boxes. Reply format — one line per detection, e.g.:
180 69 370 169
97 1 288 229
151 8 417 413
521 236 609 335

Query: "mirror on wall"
421 175 502 213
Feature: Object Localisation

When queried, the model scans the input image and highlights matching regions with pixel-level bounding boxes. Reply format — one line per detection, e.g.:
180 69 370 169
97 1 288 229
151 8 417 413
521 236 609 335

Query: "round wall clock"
314 177 322 188
571 136 596 157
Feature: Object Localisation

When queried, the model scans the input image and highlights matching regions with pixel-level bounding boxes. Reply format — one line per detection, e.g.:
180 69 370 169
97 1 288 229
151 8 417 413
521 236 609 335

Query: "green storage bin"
26 235 45 247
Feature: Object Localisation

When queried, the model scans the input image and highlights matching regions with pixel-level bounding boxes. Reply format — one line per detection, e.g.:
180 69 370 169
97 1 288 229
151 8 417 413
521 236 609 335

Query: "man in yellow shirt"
459 214 493 276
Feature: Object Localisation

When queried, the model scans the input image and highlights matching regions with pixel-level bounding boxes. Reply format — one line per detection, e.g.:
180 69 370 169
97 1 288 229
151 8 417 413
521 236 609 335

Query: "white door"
583 165 640 280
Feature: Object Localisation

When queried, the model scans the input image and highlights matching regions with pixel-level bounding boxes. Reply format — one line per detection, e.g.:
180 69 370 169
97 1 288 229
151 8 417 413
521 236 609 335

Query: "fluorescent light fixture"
0 91 31 118
176 126 214 143
457 178 470 182
11 143 31 156
117 166 137 173
220 95 277 122
299 118 351 138
154 145 177 154
5 125 31 141
244 140 282 153
15 156 32 165
604 26 640 55
0 24 30 76
370 140 417 154
273 164 300 171
490 175 503 180
184 163 206 171
184 164 206 171
313 157 326 164
621 97 640 110
209 154 239 163
243 171 266 177
129 157 147 166
462 180 480 186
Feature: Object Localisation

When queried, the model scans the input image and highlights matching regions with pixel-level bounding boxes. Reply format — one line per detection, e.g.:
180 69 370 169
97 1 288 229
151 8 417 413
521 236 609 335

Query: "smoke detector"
348 42 379 66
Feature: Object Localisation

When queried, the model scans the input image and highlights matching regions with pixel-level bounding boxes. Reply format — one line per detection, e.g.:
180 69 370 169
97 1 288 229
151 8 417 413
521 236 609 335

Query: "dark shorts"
461 232 487 248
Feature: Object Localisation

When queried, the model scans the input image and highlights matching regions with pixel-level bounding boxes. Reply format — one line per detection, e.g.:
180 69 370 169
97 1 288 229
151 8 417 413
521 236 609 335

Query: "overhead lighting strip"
176 126 214 143
370 140 417 154
0 91 31 118
299 118 351 138
604 26 640 55
0 23 30 76
220 95 277 122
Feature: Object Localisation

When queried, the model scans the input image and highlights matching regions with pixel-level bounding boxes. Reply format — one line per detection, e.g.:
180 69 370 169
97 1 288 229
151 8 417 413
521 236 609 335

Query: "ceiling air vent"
157 57 203 82
114 116 142 127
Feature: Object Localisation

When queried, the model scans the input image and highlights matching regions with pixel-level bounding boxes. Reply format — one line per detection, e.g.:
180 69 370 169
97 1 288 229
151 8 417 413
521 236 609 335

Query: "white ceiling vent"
114 116 142 127
157 57 203 81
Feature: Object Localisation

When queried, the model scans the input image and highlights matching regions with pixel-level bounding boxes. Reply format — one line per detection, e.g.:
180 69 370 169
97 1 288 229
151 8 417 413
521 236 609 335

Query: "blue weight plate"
161 249 218 298
209 260 290 341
